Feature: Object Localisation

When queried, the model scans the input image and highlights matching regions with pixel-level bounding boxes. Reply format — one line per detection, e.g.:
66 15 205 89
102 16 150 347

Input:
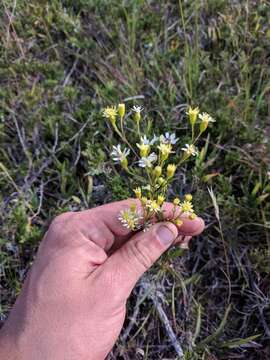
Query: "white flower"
111 144 130 163
142 184 151 191
138 153 157 168
143 221 153 232
160 132 179 144
181 144 198 156
118 209 142 230
146 200 161 213
151 134 159 144
199 112 215 123
132 105 143 113
140 135 158 145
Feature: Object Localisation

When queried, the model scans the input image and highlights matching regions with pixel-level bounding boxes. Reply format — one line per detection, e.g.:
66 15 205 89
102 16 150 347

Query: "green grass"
1 0 270 359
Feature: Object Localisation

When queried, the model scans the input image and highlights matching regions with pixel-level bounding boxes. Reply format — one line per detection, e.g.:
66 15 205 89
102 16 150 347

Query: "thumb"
101 222 178 299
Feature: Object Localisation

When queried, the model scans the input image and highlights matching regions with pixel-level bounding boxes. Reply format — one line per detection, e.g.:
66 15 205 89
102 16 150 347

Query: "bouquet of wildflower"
103 104 215 231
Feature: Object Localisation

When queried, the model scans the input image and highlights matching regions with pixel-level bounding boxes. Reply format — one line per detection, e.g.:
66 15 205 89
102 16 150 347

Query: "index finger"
84 199 204 251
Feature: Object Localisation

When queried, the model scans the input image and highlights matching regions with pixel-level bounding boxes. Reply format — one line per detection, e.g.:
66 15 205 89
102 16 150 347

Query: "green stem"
120 115 124 135
137 120 141 139
191 124 195 142
113 124 138 157
176 132 202 167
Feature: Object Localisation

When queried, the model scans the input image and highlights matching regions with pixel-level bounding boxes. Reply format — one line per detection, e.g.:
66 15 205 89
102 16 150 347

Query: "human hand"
0 199 204 360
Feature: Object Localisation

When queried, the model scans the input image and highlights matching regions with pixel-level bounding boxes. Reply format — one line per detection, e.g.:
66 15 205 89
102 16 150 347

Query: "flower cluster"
102 104 215 231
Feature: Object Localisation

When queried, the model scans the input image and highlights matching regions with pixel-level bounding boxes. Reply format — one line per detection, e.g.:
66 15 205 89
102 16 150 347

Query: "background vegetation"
0 0 270 359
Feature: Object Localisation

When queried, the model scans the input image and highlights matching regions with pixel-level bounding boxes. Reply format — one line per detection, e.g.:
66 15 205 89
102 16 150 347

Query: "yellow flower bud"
189 213 197 220
199 112 215 133
173 197 180 205
157 177 166 186
137 143 150 157
166 164 176 179
187 106 199 126
157 195 165 206
118 103 125 118
200 120 208 133
141 197 148 205
132 106 143 123
158 144 172 161
184 194 193 201
153 166 162 178
130 202 137 212
175 218 183 226
134 111 141 122
133 187 142 199
120 158 128 170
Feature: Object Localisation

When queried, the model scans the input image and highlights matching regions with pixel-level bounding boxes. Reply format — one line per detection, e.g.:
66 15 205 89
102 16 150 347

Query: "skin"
0 199 204 360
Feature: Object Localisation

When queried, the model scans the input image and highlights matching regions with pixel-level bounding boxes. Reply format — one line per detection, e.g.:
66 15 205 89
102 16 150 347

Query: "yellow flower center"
181 200 193 213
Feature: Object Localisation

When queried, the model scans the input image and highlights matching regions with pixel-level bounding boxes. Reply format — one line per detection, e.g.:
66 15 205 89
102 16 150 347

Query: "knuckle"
52 212 75 225
47 212 77 240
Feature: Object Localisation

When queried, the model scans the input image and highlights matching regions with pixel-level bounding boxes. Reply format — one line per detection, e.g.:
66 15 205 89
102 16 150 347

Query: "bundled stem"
103 104 215 231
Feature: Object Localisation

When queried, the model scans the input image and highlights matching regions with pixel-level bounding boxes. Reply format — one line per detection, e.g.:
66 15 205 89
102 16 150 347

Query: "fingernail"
157 224 177 246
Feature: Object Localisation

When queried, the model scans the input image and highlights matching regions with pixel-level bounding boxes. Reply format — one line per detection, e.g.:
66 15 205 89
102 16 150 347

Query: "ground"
0 1 270 359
